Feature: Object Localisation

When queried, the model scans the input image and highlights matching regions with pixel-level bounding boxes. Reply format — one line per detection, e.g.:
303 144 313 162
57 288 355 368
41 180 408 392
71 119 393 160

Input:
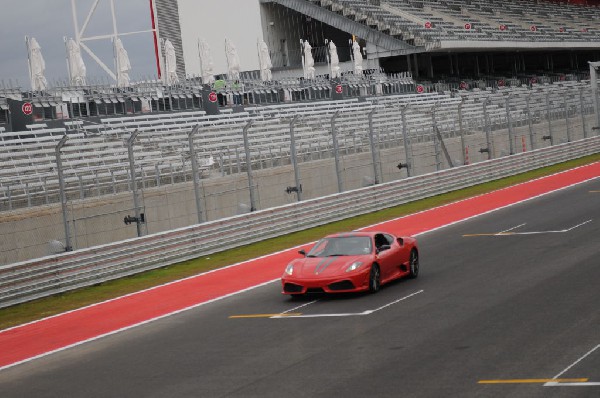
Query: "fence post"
457 97 467 164
289 115 302 201
242 120 258 211
330 111 344 193
563 92 571 142
188 125 205 223
590 61 600 134
367 109 381 184
545 91 554 146
127 129 143 237
401 104 412 176
482 97 493 160
505 94 515 154
579 86 588 139
526 93 536 151
431 103 442 170
55 135 72 251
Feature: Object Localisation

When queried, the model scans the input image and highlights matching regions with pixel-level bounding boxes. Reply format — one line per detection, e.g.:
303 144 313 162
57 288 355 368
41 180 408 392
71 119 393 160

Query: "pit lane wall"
1 136 599 308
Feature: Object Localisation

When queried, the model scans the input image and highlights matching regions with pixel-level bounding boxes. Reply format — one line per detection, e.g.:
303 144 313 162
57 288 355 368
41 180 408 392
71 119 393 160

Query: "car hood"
290 255 372 278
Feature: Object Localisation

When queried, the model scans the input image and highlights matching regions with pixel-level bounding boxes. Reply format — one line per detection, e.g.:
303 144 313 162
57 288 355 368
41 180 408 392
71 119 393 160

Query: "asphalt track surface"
1 165 599 397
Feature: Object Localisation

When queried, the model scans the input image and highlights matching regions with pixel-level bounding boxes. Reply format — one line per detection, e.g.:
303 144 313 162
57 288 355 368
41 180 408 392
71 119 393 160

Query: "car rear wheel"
408 250 419 279
369 264 381 293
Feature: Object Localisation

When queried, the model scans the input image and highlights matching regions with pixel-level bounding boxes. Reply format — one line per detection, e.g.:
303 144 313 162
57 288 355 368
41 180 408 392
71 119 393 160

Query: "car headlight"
346 261 363 272
285 264 294 276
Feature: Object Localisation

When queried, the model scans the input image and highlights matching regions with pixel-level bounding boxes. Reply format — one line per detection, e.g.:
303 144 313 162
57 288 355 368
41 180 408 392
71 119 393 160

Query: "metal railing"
1 135 599 308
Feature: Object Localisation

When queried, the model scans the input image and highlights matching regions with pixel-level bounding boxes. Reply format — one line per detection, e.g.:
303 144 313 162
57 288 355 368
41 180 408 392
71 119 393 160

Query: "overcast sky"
0 0 263 88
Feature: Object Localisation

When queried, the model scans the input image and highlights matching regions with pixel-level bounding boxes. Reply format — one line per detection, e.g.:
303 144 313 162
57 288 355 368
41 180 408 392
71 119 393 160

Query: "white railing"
0 136 598 308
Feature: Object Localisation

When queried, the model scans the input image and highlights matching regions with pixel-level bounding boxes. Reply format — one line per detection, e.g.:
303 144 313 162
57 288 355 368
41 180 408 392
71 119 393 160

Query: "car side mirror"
298 249 307 257
397 237 404 246
377 245 391 253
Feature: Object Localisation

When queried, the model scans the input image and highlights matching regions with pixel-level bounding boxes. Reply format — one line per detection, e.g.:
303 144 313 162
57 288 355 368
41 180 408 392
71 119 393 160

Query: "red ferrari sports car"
281 231 419 296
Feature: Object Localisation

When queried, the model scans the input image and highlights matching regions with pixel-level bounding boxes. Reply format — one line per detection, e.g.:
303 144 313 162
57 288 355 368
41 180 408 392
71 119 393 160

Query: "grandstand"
261 0 600 76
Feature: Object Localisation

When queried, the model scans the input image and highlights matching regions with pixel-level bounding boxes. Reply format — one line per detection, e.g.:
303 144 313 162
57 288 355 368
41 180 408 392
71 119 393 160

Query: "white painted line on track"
281 300 318 315
498 223 526 234
501 219 592 235
544 343 600 387
271 290 424 319
544 381 600 386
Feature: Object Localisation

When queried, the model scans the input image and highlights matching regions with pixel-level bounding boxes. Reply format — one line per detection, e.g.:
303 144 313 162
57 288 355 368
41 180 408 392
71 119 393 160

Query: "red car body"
281 231 419 295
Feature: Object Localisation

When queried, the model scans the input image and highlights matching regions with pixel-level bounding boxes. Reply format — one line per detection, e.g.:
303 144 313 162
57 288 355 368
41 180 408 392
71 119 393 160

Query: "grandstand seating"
310 0 600 48
0 79 591 212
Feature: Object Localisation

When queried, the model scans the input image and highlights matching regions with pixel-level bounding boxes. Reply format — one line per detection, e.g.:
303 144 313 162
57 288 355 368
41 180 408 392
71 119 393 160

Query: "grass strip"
1 154 599 330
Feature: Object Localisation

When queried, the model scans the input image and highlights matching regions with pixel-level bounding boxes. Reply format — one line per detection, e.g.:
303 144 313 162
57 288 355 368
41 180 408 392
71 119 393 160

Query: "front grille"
284 283 303 293
328 280 355 291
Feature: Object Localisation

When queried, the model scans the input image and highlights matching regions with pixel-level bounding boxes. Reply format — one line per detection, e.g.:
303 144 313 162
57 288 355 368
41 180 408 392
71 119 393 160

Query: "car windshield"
307 236 372 257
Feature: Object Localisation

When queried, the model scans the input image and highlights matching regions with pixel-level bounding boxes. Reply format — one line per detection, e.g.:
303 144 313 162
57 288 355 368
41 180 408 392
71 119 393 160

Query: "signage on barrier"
22 102 33 115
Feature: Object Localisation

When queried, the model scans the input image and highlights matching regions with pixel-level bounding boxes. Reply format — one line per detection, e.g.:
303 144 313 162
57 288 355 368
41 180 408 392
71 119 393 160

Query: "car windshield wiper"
327 254 347 257
306 254 317 258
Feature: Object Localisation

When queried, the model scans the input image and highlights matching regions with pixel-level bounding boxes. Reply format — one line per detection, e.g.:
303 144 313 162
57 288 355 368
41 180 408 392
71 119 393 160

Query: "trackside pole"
242 120 257 211
482 98 493 159
545 91 555 146
563 93 571 142
188 125 205 223
55 135 72 252
590 61 600 135
289 116 302 201
505 94 515 154
526 93 536 150
127 129 143 237
330 111 344 193
401 104 412 176
367 109 381 184
579 87 588 138
457 97 467 165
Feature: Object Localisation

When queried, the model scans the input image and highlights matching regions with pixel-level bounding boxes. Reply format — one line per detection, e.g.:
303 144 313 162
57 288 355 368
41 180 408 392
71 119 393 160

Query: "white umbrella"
163 39 179 85
258 40 272 82
198 38 215 85
329 41 341 79
27 37 47 91
225 37 241 81
66 38 87 86
352 40 363 75
303 40 315 80
115 38 131 87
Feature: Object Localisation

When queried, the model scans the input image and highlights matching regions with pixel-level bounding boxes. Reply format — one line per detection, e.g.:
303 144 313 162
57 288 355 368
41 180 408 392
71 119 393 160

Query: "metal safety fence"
1 136 599 308
0 81 599 264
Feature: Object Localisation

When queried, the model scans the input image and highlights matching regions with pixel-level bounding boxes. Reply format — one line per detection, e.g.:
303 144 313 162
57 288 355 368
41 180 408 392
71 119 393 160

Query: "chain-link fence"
1 81 598 264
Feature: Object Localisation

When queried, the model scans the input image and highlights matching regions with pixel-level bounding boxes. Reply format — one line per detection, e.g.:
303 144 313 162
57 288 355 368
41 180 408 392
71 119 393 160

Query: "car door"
374 234 397 281
390 233 411 274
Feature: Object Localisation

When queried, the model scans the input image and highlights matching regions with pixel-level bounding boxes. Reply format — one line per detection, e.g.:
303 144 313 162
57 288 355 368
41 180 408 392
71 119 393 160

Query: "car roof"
325 231 384 239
